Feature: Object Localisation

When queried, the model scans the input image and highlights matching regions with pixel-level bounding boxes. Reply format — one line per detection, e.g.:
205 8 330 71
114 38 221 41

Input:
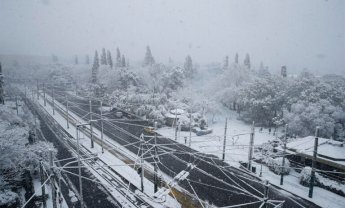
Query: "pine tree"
0 62 4 104
235 53 239 64
75 55 78 65
224 56 229 69
144 46 155 66
85 55 90 65
101 48 107 65
52 54 59 63
244 53 251 69
116 48 121 68
107 50 113 68
92 50 100 83
184 55 194 78
121 55 126 67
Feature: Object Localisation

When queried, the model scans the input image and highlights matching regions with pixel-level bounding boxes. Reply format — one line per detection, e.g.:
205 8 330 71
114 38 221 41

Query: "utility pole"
154 122 158 193
76 127 84 208
15 96 19 115
247 121 255 171
36 80 39 100
309 127 319 198
49 150 57 208
39 160 47 208
189 112 192 147
263 180 269 208
89 100 94 148
280 124 288 185
52 85 55 115
66 96 69 129
222 118 228 161
43 83 46 106
100 101 104 153
140 134 144 192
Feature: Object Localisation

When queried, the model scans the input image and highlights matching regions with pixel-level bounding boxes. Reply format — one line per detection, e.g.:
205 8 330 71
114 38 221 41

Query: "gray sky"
0 0 344 74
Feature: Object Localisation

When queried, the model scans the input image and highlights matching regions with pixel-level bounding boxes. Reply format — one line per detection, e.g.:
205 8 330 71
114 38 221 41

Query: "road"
42 86 320 208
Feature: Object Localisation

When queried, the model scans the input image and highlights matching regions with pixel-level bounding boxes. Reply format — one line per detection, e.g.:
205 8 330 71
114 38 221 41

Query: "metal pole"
49 150 57 208
100 101 104 153
40 160 47 208
43 83 46 106
264 180 269 208
66 96 69 129
189 112 192 147
247 121 255 171
52 86 55 115
76 127 84 207
37 80 39 100
154 122 158 193
222 118 228 161
140 134 144 192
89 100 94 148
15 96 19 115
309 127 319 198
280 124 288 185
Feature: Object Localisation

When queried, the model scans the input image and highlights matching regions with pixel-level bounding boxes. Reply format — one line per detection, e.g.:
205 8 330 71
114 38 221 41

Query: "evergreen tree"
52 54 59 63
107 50 113 68
0 62 4 104
235 53 239 64
92 50 99 83
85 55 90 65
224 56 229 69
144 45 155 66
116 48 122 68
75 55 78 65
121 55 126 67
101 48 107 65
184 55 194 78
244 53 251 69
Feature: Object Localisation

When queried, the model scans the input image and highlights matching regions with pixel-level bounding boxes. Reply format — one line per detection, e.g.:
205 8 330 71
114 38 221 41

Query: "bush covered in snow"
0 190 19 207
266 157 290 175
299 166 345 196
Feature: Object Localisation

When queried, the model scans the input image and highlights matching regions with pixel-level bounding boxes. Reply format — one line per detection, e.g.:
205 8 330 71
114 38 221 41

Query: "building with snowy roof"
283 136 345 179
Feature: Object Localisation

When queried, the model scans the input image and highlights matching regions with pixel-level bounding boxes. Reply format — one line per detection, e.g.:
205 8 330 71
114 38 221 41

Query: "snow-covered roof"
169 109 184 115
286 136 345 166
165 112 181 119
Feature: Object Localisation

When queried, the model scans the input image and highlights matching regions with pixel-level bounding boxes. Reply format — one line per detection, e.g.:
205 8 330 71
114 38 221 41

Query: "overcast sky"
0 0 344 74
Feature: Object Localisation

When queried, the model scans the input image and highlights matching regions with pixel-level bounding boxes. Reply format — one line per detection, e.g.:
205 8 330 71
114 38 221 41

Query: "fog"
0 0 344 74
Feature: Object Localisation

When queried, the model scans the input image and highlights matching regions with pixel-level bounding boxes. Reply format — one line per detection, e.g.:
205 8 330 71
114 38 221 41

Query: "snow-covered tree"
235 53 239 64
144 45 155 66
0 62 4 104
101 48 107 65
223 56 229 69
121 55 126 67
85 54 90 65
74 55 78 65
52 54 59 63
91 50 99 83
244 53 251 69
107 50 113 68
183 55 194 78
0 105 56 191
116 47 122 68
